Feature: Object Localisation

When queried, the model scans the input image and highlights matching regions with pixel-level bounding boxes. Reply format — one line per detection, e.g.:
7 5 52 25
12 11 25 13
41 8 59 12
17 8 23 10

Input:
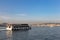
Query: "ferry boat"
6 24 31 31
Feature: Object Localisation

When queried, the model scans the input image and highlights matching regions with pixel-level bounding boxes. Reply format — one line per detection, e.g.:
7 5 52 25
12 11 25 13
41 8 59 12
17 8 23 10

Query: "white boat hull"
6 26 12 30
6 28 12 30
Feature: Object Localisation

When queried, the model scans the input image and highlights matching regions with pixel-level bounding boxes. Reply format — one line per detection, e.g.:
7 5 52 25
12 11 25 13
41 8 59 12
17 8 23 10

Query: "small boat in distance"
6 24 31 31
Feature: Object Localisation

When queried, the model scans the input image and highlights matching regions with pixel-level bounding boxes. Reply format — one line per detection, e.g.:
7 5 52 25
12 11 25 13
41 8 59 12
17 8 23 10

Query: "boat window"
9 26 11 28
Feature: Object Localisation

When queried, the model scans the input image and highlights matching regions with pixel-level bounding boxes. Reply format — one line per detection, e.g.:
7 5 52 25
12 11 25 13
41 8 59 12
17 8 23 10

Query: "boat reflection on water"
6 31 12 40
6 30 29 40
12 30 29 40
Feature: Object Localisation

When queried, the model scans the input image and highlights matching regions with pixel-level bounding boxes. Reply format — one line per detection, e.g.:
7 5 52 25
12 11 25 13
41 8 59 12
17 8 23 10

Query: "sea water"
0 27 60 40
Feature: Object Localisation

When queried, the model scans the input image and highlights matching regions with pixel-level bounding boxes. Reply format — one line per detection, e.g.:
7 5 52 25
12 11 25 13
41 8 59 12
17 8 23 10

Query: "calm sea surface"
0 27 60 40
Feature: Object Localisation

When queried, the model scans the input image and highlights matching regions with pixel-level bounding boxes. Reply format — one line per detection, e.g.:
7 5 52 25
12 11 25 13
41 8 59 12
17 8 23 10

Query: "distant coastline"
0 23 60 27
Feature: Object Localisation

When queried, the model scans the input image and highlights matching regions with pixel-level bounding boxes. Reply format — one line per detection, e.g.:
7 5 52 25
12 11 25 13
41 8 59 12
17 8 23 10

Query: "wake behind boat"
0 27 7 30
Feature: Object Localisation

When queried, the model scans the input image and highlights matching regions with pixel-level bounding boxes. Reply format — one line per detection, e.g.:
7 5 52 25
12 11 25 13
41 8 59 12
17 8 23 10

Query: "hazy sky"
0 0 60 23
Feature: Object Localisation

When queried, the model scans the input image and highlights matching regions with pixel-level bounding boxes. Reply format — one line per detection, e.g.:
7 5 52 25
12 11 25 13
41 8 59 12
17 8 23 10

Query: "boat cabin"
6 24 31 30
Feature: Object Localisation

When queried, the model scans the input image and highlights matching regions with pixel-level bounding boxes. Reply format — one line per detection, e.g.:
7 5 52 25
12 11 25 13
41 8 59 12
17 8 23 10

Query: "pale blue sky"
0 0 60 23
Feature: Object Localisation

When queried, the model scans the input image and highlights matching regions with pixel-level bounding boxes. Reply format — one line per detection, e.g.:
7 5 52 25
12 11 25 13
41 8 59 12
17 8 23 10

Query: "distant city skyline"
0 0 60 23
